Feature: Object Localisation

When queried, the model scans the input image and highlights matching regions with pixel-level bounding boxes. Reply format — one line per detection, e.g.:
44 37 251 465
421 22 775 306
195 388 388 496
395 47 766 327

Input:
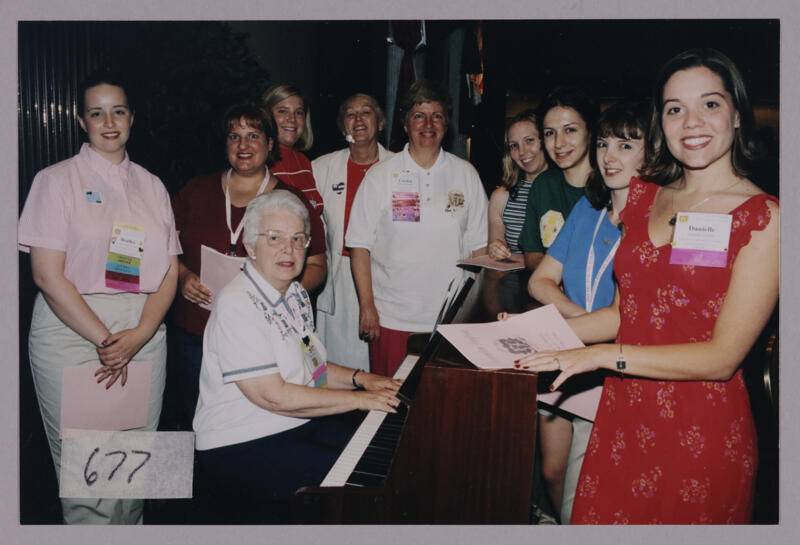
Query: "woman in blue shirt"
528 100 648 523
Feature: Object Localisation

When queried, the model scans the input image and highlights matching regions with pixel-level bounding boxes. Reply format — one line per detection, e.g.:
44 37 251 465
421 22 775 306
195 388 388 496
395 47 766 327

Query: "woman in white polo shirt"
193 189 400 524
346 80 488 377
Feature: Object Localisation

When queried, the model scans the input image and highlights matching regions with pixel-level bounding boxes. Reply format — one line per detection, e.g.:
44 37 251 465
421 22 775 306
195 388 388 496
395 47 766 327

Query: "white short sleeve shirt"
345 145 488 332
194 261 325 450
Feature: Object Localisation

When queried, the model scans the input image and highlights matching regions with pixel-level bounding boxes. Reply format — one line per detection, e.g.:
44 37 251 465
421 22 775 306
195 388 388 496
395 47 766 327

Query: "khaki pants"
28 292 166 524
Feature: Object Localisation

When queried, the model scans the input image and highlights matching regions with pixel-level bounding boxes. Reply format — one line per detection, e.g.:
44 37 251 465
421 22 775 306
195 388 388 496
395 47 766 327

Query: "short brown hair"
222 102 281 167
336 93 386 136
399 79 453 126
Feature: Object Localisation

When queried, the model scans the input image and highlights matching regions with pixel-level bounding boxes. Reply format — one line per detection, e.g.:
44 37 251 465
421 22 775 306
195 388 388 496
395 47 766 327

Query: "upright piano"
295 269 542 524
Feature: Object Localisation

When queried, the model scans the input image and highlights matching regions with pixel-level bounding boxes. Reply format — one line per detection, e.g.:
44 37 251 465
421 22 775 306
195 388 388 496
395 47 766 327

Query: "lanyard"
584 209 620 312
225 168 270 255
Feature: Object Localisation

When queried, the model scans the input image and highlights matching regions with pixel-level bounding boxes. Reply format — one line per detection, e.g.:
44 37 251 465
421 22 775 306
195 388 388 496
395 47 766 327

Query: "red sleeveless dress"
571 179 777 524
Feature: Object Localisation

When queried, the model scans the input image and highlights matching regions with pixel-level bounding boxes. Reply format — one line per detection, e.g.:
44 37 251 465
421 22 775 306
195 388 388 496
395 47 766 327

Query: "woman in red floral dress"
515 49 778 524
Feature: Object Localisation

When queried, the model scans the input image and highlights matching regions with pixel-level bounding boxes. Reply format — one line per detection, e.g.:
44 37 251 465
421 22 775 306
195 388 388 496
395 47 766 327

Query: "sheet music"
437 305 602 421
437 304 583 369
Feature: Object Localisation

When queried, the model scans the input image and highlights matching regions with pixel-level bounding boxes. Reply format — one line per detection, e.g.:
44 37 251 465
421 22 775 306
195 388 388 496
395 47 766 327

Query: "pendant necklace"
668 178 741 226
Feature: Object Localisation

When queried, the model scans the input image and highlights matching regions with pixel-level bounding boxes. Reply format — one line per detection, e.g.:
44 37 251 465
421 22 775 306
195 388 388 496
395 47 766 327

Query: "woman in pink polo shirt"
18 72 181 524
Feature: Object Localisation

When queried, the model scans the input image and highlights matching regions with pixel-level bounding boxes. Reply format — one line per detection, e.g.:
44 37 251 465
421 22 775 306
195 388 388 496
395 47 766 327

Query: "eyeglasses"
255 230 310 250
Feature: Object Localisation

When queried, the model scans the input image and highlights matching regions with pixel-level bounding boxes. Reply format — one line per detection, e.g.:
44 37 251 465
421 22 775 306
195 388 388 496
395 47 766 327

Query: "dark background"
18 19 780 524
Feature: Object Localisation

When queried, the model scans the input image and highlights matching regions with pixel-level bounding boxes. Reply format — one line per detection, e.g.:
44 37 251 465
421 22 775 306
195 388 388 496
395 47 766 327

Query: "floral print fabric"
571 179 776 524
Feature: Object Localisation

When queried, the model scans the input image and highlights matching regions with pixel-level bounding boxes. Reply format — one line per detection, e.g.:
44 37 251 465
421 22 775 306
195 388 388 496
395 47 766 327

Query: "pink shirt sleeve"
18 166 72 253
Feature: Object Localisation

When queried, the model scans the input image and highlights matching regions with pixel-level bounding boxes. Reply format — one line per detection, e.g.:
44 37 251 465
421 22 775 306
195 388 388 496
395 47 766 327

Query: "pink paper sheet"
60 361 152 434
199 244 246 310
457 253 524 271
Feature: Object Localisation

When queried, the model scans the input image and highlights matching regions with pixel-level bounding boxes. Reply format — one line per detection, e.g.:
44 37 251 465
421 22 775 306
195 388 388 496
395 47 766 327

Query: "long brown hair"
640 48 761 185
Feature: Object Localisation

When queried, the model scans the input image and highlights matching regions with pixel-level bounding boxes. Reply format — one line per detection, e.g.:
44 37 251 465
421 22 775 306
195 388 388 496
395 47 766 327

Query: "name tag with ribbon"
392 171 420 222
302 335 328 388
106 222 145 292
669 212 732 268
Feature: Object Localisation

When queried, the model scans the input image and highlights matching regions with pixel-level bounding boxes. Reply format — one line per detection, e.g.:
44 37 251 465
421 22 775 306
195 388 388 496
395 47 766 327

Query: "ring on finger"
554 357 560 370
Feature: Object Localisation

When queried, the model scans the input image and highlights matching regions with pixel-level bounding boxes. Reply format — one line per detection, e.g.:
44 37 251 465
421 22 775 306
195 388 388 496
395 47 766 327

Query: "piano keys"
320 354 419 488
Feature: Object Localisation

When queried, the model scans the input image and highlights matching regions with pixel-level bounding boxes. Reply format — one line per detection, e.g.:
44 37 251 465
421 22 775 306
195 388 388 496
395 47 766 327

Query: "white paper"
199 244 246 310
59 429 194 499
437 304 583 369
437 304 603 421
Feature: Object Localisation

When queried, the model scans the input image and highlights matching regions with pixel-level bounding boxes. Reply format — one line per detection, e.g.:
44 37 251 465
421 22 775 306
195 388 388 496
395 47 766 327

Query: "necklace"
351 152 379 173
668 179 741 226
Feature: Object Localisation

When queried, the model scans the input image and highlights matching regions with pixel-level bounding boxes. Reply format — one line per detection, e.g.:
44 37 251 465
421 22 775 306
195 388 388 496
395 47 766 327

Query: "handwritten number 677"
83 448 152 486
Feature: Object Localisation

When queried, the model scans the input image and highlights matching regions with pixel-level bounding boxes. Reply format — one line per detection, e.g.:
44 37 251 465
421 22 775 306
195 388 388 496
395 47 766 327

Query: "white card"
59 429 194 499
671 212 732 251
109 222 146 258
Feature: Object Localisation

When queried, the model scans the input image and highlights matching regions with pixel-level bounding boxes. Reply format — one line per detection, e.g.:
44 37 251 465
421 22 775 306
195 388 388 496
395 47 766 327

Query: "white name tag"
670 212 732 268
59 429 194 499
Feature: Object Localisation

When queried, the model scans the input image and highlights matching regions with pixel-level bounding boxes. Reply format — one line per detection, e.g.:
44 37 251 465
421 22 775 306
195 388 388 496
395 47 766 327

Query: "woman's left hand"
513 344 613 391
96 326 151 372
358 372 402 393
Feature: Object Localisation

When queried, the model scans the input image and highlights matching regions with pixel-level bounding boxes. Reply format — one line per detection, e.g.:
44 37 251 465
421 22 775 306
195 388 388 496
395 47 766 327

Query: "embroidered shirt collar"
80 142 131 181
242 260 300 308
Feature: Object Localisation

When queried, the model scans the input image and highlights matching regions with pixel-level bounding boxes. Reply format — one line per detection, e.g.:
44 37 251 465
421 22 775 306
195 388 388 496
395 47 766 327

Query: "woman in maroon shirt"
171 102 327 428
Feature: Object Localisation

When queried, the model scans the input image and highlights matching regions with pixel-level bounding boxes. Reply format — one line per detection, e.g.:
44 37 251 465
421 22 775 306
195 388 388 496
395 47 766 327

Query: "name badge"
392 171 420 222
106 222 146 292
302 335 328 388
85 190 103 204
669 212 732 268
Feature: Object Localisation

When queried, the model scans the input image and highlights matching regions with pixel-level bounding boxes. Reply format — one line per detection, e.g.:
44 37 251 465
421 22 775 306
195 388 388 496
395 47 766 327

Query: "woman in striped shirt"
487 109 549 259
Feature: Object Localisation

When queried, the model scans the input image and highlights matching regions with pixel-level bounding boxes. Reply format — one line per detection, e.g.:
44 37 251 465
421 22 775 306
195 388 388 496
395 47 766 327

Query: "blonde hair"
262 83 314 151
501 109 542 198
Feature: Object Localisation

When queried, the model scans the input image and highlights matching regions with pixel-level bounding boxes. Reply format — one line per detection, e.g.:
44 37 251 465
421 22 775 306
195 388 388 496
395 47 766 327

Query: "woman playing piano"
193 190 401 523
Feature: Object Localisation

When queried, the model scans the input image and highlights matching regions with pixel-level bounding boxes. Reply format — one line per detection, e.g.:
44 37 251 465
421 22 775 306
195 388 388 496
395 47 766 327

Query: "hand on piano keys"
355 391 401 413
355 372 402 394
321 355 418 487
